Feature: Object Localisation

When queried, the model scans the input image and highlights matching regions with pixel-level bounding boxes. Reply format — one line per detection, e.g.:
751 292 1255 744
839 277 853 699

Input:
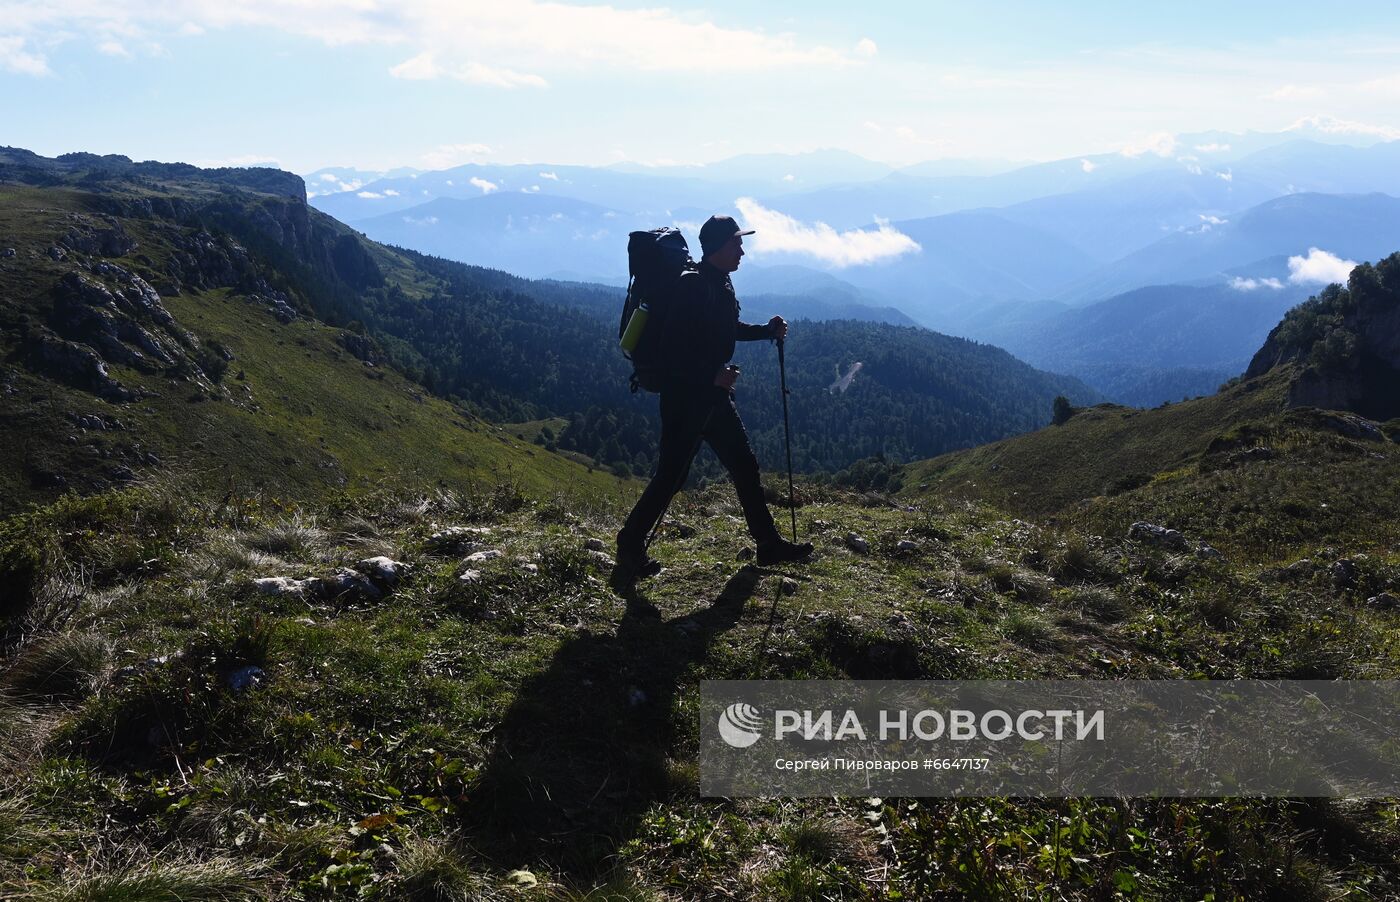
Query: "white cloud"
1194 143 1231 153
1263 84 1325 101
469 177 498 194
733 197 920 268
1120 132 1178 158
783 173 795 182
1359 74 1400 97
357 191 383 198
521 185 539 193
1080 159 1097 173
383 188 400 196
2 0 858 81
403 215 439 225
1229 276 1284 291
863 121 882 132
0 36 51 76
1199 214 1226 225
1286 115 1400 140
421 143 494 169
1288 247 1357 285
97 39 131 57
855 38 878 58
319 173 341 182
195 154 283 168
894 125 949 148
390 52 548 88
539 171 559 180
1216 169 1233 182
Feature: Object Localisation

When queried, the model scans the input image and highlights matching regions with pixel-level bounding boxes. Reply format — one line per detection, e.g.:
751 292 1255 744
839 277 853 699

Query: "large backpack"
619 228 697 392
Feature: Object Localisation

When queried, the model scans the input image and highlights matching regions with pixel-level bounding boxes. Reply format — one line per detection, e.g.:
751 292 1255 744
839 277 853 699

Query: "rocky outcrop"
59 217 136 257
52 271 187 375
25 329 134 401
1246 252 1400 420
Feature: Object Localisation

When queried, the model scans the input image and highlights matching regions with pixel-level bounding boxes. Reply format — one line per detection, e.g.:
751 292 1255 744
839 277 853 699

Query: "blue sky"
3 1 1400 173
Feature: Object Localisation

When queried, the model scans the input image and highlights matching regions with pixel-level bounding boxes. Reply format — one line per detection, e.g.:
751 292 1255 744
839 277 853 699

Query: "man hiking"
614 214 814 586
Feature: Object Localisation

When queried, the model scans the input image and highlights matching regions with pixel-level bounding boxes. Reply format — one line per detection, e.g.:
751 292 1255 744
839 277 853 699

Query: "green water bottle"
620 303 650 353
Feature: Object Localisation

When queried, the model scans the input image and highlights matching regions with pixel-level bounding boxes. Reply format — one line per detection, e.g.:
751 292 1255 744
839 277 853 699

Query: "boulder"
1128 521 1188 552
355 556 406 589
845 533 870 554
1367 593 1399 610
253 576 314 596
317 567 382 603
464 549 503 564
584 537 606 552
426 526 490 553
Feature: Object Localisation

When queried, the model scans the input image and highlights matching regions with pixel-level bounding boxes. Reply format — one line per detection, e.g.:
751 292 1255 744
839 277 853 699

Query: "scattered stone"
47 246 66 261
1195 543 1224 560
845 533 870 554
1242 446 1274 461
506 870 538 890
225 665 265 693
425 526 490 553
588 550 615 567
896 539 920 554
1 248 14 258
521 563 539 574
317 567 382 603
627 688 647 707
464 549 503 564
780 577 799 596
112 652 182 685
736 546 755 561
1128 521 1188 552
1284 558 1317 578
253 576 314 597
1367 593 1399 610
1332 559 1358 589
458 569 483 583
355 556 406 589
672 522 697 538
584 537 606 552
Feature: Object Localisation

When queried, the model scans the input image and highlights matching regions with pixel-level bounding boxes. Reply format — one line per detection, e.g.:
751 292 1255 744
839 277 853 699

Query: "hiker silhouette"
614 215 812 585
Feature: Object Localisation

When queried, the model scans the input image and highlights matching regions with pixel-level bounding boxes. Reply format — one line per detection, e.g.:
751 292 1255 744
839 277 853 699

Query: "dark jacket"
660 261 772 392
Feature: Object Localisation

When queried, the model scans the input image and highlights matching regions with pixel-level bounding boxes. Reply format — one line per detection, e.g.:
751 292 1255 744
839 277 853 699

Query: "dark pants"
617 386 780 553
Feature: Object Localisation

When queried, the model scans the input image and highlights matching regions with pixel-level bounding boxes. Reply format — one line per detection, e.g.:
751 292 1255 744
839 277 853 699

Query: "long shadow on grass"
460 566 761 878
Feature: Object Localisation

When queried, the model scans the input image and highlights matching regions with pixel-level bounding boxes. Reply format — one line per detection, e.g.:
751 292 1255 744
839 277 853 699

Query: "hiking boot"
756 537 815 566
611 547 663 588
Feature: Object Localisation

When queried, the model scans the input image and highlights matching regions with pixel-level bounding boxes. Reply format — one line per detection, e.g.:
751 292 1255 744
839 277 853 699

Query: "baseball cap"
699 215 755 256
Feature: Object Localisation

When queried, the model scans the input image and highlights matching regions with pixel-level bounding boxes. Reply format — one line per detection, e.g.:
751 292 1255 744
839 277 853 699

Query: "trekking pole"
777 339 798 543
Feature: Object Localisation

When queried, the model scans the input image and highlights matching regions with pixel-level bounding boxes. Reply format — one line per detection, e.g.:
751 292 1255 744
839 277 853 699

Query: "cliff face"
1245 252 1400 420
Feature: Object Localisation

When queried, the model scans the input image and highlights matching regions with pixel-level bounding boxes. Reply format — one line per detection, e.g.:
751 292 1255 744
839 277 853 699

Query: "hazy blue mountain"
1059 192 1400 303
894 158 1028 178
606 148 894 189
827 210 1101 327
993 166 1282 261
762 153 1178 230
1226 139 1400 195
351 193 639 279
313 164 722 226
741 294 917 328
973 282 1314 404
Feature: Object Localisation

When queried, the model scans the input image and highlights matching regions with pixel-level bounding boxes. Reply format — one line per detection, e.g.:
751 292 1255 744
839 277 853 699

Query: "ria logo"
718 702 764 748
